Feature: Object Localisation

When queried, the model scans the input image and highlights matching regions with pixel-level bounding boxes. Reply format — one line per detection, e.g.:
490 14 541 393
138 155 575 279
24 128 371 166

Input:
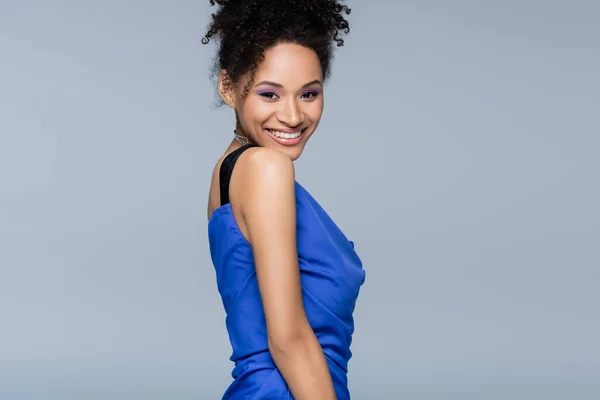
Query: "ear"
218 70 236 108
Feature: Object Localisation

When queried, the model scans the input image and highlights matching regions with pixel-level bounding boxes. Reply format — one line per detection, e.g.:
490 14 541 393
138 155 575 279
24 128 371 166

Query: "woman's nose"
277 98 304 127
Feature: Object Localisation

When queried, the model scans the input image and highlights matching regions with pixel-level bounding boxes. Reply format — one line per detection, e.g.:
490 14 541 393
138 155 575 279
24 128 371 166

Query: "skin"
207 43 336 400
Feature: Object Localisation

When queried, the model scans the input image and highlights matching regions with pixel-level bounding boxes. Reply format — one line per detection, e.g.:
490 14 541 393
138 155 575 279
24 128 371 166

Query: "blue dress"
208 146 366 399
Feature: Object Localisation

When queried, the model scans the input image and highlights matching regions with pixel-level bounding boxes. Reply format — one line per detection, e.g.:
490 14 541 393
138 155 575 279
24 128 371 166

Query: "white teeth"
268 129 302 139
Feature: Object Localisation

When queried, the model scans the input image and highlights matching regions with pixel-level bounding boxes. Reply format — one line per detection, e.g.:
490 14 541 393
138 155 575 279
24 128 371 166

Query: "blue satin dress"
208 146 366 399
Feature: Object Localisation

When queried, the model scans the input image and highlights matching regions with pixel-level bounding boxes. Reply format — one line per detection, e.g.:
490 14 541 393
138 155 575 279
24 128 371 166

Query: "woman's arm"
231 147 336 400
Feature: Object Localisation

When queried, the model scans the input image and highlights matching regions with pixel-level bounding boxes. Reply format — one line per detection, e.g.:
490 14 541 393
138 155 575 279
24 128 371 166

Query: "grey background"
1 1 599 399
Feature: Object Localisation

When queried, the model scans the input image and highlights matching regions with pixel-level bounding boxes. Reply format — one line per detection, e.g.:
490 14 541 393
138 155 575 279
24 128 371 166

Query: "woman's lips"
265 128 306 146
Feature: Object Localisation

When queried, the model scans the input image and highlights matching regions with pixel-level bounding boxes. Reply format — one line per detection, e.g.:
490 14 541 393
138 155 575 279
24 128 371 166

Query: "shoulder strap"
219 144 256 207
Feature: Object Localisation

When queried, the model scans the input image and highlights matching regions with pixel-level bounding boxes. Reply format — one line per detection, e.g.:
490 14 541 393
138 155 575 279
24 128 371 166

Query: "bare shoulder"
208 146 293 212
236 146 295 183
231 147 296 203
229 147 296 239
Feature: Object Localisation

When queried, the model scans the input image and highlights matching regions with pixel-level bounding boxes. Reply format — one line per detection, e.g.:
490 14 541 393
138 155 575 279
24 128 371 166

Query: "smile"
267 129 304 139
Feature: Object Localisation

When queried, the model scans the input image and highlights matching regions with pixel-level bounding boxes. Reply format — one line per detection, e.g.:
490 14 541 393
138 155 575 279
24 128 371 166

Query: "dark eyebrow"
301 80 322 88
254 79 323 89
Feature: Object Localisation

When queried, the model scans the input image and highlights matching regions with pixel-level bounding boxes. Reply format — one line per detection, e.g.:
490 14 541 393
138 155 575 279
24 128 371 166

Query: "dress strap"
219 144 256 207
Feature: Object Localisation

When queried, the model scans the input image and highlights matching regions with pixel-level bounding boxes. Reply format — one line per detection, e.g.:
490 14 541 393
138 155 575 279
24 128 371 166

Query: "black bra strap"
219 144 256 207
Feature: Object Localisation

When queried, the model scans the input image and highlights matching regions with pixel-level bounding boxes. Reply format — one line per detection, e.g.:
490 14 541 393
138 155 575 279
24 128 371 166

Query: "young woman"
203 1 365 398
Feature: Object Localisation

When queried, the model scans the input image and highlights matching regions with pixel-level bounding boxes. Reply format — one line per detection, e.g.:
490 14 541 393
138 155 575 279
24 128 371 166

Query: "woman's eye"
259 92 278 99
301 91 319 99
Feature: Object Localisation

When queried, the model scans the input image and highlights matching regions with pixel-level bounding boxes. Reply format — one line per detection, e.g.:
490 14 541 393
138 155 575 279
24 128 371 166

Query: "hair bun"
203 0 351 102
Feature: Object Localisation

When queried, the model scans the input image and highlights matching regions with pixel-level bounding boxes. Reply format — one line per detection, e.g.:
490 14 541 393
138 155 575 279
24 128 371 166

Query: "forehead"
253 43 322 85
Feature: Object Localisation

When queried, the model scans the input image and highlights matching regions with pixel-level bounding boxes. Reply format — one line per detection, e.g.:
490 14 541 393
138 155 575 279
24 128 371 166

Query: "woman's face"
221 42 324 161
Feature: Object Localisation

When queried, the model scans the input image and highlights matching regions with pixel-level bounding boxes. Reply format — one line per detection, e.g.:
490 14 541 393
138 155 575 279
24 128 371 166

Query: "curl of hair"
202 0 351 102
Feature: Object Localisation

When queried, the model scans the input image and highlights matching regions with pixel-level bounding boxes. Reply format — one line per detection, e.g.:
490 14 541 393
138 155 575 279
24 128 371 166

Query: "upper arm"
233 148 310 345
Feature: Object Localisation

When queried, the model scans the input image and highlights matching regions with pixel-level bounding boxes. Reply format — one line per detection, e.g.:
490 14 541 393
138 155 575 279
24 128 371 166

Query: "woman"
203 1 365 399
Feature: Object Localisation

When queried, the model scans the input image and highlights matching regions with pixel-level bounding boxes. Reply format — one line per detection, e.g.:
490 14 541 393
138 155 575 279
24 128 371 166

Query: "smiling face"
219 42 324 160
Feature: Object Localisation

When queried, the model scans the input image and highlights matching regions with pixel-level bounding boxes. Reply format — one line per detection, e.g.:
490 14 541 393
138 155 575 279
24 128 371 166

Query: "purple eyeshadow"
255 88 321 98
256 89 280 96
301 89 321 96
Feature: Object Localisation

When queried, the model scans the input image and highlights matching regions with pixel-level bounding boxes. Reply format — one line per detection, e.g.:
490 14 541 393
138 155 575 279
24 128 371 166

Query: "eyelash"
259 91 279 99
257 91 320 100
301 90 320 99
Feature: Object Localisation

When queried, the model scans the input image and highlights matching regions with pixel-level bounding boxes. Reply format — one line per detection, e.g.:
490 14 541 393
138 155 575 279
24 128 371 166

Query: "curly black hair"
202 0 351 101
